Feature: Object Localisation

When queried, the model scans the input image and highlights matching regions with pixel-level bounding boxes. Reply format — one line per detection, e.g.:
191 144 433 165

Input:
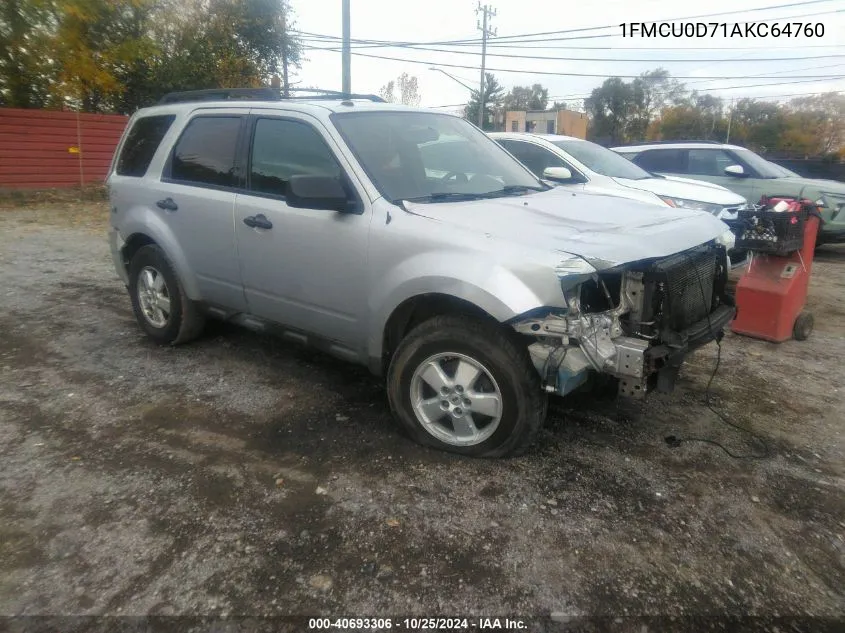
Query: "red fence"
0 108 129 189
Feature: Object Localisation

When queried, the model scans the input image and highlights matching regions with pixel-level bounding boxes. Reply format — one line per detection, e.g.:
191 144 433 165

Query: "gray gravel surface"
1 209 843 625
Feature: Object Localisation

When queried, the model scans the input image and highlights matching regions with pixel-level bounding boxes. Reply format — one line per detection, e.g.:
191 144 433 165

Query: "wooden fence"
0 108 129 189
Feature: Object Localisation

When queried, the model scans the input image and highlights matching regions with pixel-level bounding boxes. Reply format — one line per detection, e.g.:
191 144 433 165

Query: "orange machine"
730 197 821 342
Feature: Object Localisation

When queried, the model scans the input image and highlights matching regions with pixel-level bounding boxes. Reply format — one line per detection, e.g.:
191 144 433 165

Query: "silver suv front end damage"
512 243 736 399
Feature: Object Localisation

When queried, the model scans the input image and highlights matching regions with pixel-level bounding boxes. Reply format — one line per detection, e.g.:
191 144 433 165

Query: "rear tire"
387 315 546 457
128 244 205 345
793 310 813 341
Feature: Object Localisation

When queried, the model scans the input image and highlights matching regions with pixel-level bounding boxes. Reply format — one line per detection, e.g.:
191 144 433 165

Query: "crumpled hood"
405 187 730 269
612 176 747 205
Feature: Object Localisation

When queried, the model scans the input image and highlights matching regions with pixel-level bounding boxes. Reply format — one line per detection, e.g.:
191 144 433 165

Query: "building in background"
505 109 588 139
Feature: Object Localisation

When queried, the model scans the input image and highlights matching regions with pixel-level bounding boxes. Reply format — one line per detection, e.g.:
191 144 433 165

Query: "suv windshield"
552 139 651 180
734 148 787 178
332 111 544 202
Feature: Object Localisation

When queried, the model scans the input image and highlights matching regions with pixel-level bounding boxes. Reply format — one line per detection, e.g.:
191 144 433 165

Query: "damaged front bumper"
512 243 735 399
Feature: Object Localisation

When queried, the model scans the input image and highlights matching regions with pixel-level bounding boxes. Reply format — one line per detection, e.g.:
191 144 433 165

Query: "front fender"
117 206 202 301
366 250 559 361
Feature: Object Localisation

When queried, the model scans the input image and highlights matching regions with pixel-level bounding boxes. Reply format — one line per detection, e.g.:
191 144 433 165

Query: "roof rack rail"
157 87 386 105
622 139 724 146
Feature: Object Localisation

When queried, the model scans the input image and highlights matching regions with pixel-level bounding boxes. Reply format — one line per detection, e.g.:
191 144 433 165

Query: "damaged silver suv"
108 89 735 457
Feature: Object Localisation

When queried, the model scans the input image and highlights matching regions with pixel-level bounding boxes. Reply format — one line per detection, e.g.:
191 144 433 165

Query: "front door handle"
156 197 178 211
243 214 273 230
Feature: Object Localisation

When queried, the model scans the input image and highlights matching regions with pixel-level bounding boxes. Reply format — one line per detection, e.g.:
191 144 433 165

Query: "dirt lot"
1 203 843 629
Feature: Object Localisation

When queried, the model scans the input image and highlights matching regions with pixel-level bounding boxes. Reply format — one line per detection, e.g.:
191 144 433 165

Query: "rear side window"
116 115 175 177
633 149 686 173
170 116 242 188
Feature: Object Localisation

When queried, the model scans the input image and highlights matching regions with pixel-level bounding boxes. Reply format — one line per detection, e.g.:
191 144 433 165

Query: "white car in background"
489 133 747 264
489 133 749 220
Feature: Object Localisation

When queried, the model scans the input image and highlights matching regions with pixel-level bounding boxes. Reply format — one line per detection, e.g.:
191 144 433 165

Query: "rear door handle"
156 197 178 211
243 214 273 230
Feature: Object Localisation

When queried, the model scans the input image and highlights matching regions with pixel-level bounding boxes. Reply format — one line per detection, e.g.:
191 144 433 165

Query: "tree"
585 77 636 144
0 0 303 113
378 72 421 106
503 83 548 111
627 68 685 140
585 69 687 144
729 98 788 152
654 93 726 141
785 93 845 155
0 0 56 108
464 72 504 130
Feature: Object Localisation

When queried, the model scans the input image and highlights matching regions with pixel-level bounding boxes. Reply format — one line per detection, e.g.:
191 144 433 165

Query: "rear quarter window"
116 115 176 177
634 149 686 173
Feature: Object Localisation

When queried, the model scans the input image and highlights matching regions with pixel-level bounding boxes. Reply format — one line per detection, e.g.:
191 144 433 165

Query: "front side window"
732 149 783 178
552 139 651 180
249 118 341 197
498 140 565 178
687 149 737 177
332 111 543 202
116 114 175 177
170 116 241 188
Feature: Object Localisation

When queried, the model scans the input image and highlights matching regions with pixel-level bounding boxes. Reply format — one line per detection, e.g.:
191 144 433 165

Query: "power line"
294 1 839 49
310 47 845 80
301 42 845 64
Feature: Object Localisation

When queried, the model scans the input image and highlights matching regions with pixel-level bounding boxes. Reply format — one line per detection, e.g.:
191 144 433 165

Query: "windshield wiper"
405 192 492 203
497 184 548 194
404 184 547 204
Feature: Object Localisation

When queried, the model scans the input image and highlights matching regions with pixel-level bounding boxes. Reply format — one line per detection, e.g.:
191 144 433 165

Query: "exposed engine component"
514 243 733 399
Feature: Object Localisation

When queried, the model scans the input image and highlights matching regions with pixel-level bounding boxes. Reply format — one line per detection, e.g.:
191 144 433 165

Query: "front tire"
128 244 205 345
387 315 546 457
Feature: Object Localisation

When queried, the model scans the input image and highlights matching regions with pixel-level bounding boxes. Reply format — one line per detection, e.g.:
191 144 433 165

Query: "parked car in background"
108 92 735 457
489 133 744 262
612 141 845 245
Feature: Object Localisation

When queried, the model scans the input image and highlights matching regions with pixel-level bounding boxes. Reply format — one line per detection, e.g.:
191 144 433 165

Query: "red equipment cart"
730 196 821 342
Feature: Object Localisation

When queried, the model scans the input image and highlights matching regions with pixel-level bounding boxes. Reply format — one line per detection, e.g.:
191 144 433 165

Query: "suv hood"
770 176 845 194
611 176 747 206
405 187 729 269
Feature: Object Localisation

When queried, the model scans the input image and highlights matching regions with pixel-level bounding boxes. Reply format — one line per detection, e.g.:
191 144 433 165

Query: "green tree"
729 98 788 152
0 0 303 113
785 92 845 155
464 72 504 130
503 83 548 111
0 0 57 108
655 92 726 141
585 77 636 144
627 68 685 139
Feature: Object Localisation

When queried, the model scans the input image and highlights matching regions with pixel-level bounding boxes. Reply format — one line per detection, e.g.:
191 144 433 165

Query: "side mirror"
724 164 746 177
543 166 573 182
287 175 353 212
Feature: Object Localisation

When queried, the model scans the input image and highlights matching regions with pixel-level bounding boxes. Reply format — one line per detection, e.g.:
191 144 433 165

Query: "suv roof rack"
157 87 386 105
621 139 724 146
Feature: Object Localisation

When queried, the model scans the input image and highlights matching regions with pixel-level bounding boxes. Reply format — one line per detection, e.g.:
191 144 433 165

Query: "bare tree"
378 73 420 106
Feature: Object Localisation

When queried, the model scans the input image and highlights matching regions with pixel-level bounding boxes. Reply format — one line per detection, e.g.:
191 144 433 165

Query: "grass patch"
0 185 107 210
0 186 109 232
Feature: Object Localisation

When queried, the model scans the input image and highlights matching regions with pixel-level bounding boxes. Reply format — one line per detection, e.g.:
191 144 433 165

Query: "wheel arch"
117 210 202 300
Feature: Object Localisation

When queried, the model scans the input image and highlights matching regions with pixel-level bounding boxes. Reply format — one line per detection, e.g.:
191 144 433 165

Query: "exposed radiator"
649 246 718 332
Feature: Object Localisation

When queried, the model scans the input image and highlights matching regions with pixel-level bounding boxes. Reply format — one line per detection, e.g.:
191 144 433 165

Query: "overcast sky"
290 0 845 111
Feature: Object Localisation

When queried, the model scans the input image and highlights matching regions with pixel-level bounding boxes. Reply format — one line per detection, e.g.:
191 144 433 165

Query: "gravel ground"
1 206 843 630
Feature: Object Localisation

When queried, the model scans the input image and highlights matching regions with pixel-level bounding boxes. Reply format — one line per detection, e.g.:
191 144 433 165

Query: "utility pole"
342 0 351 94
726 98 734 143
281 8 289 97
476 3 496 129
